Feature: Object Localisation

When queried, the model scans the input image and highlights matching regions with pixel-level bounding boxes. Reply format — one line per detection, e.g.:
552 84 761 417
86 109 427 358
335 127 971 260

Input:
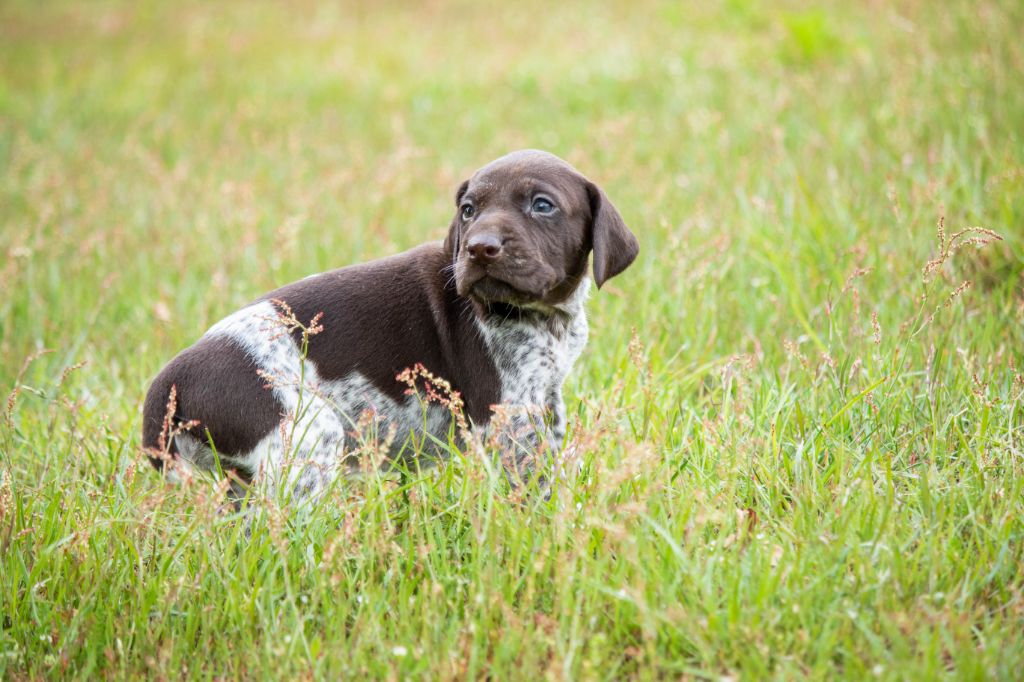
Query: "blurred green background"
3 0 1019 392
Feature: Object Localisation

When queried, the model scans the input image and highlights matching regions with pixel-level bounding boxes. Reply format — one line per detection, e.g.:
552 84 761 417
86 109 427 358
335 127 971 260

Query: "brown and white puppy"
142 150 638 499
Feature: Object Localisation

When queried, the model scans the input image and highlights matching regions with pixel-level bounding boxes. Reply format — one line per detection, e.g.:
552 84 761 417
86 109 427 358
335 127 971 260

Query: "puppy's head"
444 150 638 309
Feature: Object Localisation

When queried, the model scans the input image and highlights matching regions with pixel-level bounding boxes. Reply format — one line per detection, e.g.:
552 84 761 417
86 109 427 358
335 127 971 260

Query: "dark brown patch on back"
142 335 282 469
262 243 501 425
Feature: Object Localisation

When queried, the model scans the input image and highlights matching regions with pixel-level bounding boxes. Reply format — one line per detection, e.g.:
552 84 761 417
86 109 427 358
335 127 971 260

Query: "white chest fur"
476 279 590 451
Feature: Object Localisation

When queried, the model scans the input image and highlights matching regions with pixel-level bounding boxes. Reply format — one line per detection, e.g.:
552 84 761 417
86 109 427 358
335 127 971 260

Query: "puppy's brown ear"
587 182 638 288
443 180 470 260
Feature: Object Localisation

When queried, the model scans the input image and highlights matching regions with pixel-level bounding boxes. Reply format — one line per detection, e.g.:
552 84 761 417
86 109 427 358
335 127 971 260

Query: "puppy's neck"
544 275 590 317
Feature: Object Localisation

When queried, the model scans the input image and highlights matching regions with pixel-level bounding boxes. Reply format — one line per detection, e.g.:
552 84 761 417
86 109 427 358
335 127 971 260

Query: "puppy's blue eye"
532 197 555 214
461 204 475 220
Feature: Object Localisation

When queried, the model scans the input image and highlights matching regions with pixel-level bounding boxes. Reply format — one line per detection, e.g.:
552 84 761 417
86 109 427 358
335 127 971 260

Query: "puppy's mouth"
467 275 536 305
456 262 546 304
455 258 559 307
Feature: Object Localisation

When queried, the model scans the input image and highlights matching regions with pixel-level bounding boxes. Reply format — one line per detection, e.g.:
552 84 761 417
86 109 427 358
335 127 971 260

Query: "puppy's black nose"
466 233 502 264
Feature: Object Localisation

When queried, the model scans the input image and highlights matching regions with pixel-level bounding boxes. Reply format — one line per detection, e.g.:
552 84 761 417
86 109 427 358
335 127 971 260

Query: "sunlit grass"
2 0 1023 678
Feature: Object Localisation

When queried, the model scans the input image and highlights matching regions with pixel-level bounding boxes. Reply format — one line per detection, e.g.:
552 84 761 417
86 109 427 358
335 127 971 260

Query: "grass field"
2 0 1023 678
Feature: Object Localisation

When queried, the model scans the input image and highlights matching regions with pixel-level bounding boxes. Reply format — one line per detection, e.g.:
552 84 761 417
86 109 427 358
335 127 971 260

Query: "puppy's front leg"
486 392 565 491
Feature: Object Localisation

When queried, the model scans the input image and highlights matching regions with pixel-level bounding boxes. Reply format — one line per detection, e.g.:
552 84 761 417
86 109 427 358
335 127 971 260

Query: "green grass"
2 0 1023 678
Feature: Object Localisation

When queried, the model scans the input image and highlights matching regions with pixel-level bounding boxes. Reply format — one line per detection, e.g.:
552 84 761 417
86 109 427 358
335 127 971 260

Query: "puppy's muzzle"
466 232 503 265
